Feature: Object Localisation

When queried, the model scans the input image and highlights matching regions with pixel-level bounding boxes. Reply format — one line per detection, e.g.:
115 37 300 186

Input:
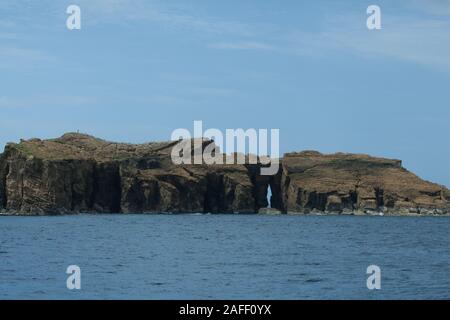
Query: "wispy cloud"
0 45 55 70
285 14 450 71
75 0 256 37
187 87 238 97
209 9 450 72
0 0 257 37
1 1 449 72
0 45 48 60
134 95 183 105
0 95 99 108
336 18 450 71
209 41 276 51
409 0 450 17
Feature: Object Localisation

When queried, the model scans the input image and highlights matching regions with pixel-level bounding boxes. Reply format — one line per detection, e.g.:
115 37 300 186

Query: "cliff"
281 151 450 215
0 133 449 215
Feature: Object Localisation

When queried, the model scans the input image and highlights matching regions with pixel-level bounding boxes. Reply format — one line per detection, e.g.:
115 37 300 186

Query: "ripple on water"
0 215 449 299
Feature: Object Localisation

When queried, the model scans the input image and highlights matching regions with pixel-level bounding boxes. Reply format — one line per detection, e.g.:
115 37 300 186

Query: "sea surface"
0 214 449 299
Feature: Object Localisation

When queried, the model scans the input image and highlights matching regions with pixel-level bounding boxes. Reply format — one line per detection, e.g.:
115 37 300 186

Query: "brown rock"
281 151 449 215
0 133 449 215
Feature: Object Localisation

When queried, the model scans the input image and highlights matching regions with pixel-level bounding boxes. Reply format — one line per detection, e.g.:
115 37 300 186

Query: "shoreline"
1 211 449 217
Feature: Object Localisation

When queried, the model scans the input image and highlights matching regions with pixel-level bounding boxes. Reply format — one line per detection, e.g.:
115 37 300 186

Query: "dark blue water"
0 214 449 299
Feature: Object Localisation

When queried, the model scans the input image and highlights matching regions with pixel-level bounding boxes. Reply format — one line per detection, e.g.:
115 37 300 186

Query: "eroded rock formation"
0 133 448 215
281 151 450 215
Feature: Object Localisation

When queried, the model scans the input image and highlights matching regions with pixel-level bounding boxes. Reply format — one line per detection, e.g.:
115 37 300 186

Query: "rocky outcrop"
281 151 450 215
0 133 258 214
0 133 449 215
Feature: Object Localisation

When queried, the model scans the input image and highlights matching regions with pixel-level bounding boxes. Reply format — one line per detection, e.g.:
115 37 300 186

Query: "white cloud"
209 41 276 51
135 95 183 105
341 19 450 70
76 0 256 37
0 45 48 60
1 1 449 72
0 95 99 108
188 87 238 97
199 1 450 72
0 0 257 37
291 14 450 71
409 0 450 17
0 45 55 70
210 12 450 72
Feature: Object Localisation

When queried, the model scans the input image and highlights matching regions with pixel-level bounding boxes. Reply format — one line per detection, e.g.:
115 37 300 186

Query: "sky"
0 0 449 187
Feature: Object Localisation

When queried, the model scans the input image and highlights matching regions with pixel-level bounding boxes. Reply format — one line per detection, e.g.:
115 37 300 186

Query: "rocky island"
0 133 449 215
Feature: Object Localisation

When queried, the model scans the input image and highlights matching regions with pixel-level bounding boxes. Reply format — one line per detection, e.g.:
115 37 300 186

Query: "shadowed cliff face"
0 152 7 209
92 162 121 213
0 133 262 214
0 133 449 215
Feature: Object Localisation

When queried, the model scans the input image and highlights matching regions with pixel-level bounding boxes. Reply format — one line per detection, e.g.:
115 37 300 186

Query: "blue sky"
0 0 449 186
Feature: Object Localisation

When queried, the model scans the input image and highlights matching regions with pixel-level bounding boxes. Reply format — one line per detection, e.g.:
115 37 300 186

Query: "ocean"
0 214 449 299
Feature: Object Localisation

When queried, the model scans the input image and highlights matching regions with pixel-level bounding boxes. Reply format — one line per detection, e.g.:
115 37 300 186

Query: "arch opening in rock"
266 185 272 208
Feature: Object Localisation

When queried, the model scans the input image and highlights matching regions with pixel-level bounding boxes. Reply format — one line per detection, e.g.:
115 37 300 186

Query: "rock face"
0 133 259 215
281 151 450 215
0 133 449 215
